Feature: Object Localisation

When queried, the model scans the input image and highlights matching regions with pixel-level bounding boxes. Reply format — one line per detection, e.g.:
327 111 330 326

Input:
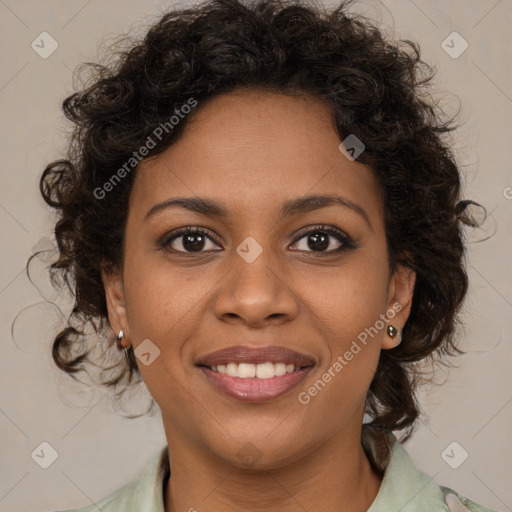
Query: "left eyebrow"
280 194 372 231
144 193 372 231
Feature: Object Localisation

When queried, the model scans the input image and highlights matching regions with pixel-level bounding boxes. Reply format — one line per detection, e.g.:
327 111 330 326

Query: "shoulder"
52 445 169 512
440 486 501 512
363 428 501 512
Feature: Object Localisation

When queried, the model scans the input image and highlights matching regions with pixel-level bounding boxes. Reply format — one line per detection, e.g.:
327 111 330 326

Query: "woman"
38 0 498 510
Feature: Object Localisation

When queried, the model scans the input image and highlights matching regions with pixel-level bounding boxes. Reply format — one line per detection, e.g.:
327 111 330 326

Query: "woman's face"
103 89 415 468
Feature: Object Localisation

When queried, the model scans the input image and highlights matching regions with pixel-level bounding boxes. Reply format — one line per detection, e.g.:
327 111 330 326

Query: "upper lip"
196 345 315 367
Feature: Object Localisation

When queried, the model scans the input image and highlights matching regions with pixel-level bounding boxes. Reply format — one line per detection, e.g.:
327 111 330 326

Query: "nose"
212 247 299 328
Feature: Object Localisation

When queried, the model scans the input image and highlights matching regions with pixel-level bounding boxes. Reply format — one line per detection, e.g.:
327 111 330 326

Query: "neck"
163 427 383 512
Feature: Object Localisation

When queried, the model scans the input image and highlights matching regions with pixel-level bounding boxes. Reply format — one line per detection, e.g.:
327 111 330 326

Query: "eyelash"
159 224 357 256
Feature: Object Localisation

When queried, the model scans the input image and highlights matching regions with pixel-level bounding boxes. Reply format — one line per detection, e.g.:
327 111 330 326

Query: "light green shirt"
57 432 499 512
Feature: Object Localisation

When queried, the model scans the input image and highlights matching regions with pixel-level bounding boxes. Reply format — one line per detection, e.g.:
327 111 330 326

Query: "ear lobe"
101 268 130 346
381 265 416 350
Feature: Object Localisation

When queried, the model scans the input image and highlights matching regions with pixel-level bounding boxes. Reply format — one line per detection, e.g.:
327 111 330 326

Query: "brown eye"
161 227 222 254
290 225 356 254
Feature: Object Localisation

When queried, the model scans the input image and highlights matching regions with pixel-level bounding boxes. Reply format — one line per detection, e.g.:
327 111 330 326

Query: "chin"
206 430 311 471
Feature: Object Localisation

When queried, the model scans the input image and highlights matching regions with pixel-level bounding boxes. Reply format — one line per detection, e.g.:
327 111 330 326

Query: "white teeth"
226 363 238 377
238 363 256 378
256 362 274 379
274 362 287 376
211 361 302 379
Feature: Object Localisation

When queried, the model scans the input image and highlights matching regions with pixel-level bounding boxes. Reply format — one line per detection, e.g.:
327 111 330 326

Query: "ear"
381 264 416 350
101 268 130 348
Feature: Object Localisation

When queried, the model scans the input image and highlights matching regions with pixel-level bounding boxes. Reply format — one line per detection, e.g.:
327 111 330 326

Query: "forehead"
130 89 384 227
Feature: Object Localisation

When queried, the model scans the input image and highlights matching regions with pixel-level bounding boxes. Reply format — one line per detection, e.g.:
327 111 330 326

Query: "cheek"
306 256 390 343
121 253 202 411
123 250 207 341
303 258 388 396
295 261 387 428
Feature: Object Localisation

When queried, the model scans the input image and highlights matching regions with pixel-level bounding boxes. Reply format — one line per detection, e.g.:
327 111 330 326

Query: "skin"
102 88 416 512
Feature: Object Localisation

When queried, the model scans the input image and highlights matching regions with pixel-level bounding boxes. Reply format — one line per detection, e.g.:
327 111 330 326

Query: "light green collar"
367 432 449 511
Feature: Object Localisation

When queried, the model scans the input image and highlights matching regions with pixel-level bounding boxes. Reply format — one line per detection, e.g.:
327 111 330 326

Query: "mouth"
201 361 309 377
195 345 315 402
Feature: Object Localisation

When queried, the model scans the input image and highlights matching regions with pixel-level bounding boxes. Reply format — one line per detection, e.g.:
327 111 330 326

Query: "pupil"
184 233 205 252
309 232 329 251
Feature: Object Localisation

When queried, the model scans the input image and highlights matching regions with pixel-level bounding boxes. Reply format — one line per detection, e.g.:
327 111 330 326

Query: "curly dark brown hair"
34 0 484 454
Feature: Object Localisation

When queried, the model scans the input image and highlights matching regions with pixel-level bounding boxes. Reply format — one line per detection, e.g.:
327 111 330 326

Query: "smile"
198 364 313 402
208 361 303 378
195 344 315 401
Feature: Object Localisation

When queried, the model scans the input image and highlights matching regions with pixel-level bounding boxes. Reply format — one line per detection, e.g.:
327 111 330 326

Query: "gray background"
0 1 511 511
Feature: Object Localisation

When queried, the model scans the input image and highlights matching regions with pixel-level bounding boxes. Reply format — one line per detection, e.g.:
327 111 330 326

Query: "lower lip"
198 366 313 402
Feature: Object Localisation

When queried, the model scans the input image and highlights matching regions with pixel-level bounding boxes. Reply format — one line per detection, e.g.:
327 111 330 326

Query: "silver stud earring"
387 325 402 345
116 329 130 360
116 330 124 349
